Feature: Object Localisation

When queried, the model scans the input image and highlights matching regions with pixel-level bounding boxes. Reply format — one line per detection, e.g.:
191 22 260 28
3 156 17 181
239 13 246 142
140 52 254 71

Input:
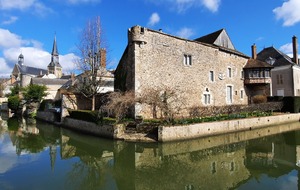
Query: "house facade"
115 26 251 118
256 36 300 96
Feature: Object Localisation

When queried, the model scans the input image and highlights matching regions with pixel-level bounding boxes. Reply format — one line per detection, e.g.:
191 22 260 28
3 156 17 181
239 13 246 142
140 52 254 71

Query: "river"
1 113 300 190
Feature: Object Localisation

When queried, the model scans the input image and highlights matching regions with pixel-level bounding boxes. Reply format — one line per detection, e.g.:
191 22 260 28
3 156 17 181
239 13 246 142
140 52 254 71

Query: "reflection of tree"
66 156 107 190
16 133 47 155
7 117 19 131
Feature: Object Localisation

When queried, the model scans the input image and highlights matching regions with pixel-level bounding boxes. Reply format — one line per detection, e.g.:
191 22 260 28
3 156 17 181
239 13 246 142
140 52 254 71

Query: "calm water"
1 114 300 190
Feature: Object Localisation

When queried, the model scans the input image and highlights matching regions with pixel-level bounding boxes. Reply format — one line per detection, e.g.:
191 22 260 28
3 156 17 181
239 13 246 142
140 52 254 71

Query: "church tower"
18 53 24 65
48 35 62 78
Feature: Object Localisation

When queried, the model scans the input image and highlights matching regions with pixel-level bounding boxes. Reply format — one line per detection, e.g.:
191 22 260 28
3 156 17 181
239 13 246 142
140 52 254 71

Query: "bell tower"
48 35 62 78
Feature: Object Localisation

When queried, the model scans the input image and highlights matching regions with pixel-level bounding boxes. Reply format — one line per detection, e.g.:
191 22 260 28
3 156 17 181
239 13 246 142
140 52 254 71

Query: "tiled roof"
194 29 224 45
31 78 69 86
244 59 274 69
18 64 48 76
257 46 294 66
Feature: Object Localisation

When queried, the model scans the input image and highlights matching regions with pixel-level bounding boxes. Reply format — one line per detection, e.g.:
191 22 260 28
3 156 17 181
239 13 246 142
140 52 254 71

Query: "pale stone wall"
293 66 300 96
271 65 293 96
62 117 125 139
158 113 300 142
116 26 249 118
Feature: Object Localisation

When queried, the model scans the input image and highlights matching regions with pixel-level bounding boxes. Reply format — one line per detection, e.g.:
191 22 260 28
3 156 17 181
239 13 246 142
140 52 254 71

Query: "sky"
1 0 300 78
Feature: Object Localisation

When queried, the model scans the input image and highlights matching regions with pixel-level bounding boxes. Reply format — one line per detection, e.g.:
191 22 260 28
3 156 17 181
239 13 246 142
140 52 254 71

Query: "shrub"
68 109 98 123
252 95 267 104
8 95 20 112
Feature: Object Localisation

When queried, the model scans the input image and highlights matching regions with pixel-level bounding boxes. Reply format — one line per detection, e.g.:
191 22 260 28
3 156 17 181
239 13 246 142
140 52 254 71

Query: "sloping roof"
244 59 274 69
194 28 235 50
257 46 294 66
31 78 69 86
18 64 48 76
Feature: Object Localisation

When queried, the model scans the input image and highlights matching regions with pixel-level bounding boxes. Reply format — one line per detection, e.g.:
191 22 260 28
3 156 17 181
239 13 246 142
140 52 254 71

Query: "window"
184 54 192 66
227 67 232 78
227 86 233 104
241 70 244 79
204 94 211 105
209 71 214 82
203 88 211 105
277 74 283 84
240 90 244 99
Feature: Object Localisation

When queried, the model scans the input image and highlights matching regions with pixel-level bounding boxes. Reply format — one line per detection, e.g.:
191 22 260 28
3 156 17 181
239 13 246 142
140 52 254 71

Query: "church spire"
52 35 59 56
48 34 62 78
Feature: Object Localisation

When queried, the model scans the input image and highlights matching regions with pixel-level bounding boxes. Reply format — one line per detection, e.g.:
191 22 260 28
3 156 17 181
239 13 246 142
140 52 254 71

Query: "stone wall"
116 26 250 118
158 113 300 142
36 111 60 123
62 117 125 139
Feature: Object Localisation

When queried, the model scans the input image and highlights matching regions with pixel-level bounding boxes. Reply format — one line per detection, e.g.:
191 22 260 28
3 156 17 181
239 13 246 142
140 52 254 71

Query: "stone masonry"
115 26 250 118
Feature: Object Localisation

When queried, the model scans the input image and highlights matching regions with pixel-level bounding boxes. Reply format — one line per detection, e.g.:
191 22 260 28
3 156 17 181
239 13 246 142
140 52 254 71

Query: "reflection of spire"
49 145 57 172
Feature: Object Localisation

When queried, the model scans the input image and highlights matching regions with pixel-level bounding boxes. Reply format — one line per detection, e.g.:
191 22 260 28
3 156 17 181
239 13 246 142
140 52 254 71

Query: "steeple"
48 35 62 78
18 53 24 65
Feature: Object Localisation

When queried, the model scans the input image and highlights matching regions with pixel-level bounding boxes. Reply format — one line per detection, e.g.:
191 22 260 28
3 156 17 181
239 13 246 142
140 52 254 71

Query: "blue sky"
0 0 300 77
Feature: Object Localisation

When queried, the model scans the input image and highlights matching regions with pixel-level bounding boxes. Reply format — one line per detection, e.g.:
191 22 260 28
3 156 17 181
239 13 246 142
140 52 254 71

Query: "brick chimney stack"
100 48 106 68
251 44 257 59
293 35 298 64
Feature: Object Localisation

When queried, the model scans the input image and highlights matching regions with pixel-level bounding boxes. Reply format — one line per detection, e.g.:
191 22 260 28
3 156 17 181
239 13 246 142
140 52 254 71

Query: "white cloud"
0 0 36 10
201 0 220 13
0 0 53 17
147 0 221 13
273 0 300 26
0 28 78 77
279 43 293 54
2 16 18 25
0 28 23 48
0 58 12 77
148 12 160 26
176 27 195 39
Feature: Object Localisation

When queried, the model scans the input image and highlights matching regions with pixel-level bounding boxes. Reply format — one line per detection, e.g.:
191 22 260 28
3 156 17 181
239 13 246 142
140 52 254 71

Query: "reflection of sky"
0 134 39 174
238 170 298 190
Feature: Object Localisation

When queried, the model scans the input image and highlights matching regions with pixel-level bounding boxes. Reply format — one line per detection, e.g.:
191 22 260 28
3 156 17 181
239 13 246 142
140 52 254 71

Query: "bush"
8 95 20 112
282 96 300 113
68 109 98 123
252 95 267 104
68 109 116 125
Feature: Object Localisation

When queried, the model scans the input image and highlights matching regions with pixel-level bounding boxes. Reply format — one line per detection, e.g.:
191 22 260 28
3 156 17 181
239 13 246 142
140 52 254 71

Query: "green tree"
8 95 20 112
9 84 21 96
22 84 48 104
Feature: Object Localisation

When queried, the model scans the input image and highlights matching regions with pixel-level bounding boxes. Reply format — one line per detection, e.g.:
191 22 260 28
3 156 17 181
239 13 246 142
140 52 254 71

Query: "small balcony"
243 68 272 85
244 77 271 85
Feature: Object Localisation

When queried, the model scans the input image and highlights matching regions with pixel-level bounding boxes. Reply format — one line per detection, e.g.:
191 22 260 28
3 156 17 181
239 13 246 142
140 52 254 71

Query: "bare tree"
75 16 107 111
104 91 135 122
138 87 185 122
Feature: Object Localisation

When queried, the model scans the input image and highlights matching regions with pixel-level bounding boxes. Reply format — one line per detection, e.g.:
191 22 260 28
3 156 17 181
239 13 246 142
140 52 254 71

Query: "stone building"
115 26 251 118
11 36 63 88
47 35 62 79
243 44 273 102
257 36 300 96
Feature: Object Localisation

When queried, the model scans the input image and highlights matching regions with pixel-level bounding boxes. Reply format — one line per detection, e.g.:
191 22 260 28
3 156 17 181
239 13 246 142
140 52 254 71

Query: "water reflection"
1 115 300 189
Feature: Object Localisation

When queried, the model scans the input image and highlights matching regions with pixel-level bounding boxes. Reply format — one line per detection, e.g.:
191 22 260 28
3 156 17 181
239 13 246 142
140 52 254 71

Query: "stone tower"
48 35 62 78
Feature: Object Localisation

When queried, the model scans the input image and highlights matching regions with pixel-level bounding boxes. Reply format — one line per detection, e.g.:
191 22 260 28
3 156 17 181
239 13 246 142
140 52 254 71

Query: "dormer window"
265 57 275 65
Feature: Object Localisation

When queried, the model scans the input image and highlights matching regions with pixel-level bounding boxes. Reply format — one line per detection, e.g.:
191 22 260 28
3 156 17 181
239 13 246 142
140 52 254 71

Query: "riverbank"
36 111 300 142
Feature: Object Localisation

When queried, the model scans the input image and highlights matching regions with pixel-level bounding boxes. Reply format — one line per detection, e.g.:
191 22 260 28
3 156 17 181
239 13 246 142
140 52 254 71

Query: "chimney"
71 73 75 82
251 43 257 59
100 48 106 68
293 35 298 64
